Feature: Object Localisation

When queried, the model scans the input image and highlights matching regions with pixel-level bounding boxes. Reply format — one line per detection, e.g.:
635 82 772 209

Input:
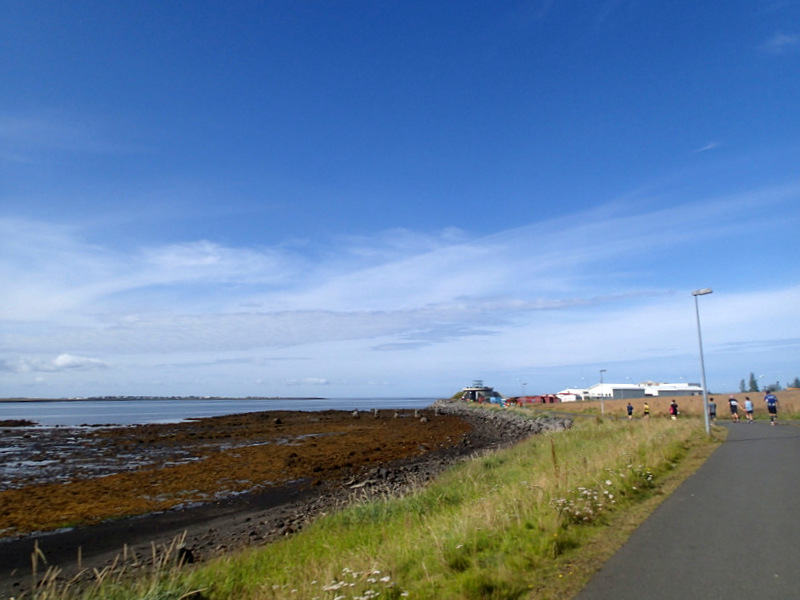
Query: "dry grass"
527 389 800 420
176 417 710 600
25 533 201 600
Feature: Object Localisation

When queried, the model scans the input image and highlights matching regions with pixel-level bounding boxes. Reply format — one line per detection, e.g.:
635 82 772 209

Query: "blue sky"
2 0 799 399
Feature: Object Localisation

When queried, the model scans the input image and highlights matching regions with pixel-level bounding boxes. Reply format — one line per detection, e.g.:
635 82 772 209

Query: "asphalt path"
575 420 800 599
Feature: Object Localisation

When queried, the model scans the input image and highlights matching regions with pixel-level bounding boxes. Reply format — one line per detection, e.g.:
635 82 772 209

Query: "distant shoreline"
0 396 327 403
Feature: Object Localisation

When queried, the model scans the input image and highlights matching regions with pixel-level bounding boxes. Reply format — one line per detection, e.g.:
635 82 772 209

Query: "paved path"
575 420 800 600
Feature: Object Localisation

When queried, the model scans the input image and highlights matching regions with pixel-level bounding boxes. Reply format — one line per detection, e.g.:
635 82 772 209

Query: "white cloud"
0 354 108 373
0 112 138 162
286 377 330 386
761 32 799 54
692 141 721 153
140 240 299 282
4 185 792 324
1 184 799 396
52 353 109 370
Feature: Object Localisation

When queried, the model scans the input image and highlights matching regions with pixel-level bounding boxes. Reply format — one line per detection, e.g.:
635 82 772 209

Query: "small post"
599 369 607 415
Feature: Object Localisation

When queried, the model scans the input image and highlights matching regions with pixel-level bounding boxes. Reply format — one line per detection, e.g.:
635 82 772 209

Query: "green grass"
30 416 719 600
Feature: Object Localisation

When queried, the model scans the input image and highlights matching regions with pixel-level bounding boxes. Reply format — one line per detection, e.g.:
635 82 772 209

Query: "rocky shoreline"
0 401 571 598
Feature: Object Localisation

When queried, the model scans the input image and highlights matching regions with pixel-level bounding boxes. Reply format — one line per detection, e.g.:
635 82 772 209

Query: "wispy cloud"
1 186 796 326
286 377 330 387
1 184 799 395
692 141 722 153
761 32 799 54
0 113 128 162
595 0 637 27
0 354 108 373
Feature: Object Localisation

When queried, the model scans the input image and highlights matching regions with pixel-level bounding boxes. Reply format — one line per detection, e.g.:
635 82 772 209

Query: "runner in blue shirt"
744 396 754 423
764 392 779 425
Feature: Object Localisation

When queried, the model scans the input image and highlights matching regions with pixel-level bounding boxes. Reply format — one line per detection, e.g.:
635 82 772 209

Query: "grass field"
525 389 800 421
30 413 719 600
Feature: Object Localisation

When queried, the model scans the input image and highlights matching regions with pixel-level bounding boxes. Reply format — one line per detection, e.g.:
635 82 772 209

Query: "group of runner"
624 399 679 420
708 392 780 425
623 392 781 424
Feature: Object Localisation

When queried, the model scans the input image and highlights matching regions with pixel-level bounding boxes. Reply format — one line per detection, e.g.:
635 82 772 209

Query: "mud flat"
0 401 571 598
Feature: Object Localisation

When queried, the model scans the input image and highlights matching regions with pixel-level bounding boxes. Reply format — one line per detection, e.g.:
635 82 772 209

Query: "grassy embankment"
33 412 720 600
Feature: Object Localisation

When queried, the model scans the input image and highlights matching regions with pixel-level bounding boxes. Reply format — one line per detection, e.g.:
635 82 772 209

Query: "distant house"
556 389 588 402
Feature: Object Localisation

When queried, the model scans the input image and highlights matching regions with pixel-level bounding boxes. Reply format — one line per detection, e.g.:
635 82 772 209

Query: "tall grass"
536 389 800 420
188 417 704 599
31 417 712 600
25 533 202 600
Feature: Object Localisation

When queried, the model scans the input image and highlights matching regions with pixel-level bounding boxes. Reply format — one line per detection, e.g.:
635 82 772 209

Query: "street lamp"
692 288 713 435
599 369 607 415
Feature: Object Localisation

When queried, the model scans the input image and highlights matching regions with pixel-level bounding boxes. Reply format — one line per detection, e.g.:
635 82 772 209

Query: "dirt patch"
0 402 571 598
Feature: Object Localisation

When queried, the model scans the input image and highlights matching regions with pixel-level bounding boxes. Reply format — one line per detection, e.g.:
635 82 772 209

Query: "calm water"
0 397 437 427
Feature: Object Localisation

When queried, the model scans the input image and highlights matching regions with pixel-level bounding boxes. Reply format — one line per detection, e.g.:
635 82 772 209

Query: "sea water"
0 397 438 427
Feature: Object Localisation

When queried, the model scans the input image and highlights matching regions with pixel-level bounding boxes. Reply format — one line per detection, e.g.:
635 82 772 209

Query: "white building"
556 388 589 402
642 382 704 396
557 382 703 401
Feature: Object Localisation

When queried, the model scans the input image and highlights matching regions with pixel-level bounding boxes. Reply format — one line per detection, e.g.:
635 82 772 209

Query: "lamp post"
599 369 607 415
692 288 713 435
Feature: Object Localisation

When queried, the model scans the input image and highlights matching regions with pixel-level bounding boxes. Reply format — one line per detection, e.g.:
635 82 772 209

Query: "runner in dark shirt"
728 396 740 422
764 392 779 425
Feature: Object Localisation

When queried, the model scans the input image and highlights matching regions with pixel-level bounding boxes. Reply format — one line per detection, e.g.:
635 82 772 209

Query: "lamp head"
692 288 713 296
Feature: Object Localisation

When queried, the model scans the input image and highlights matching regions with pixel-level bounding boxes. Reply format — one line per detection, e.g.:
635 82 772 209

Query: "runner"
708 397 717 424
764 391 779 425
728 395 740 422
669 400 678 420
744 396 754 423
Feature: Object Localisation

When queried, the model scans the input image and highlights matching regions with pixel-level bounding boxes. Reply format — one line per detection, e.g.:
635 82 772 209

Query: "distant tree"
791 377 800 389
748 372 760 393
739 379 746 393
767 381 782 392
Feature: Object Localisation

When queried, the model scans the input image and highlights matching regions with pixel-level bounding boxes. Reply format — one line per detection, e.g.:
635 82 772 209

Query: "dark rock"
176 546 195 565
